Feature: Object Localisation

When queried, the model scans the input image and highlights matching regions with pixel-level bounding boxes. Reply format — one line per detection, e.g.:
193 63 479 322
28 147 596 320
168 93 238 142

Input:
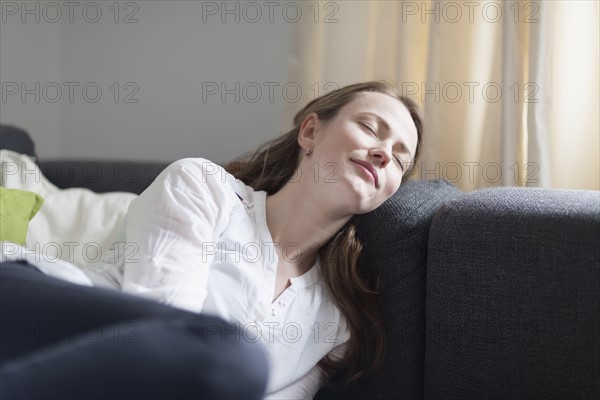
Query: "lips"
352 159 378 187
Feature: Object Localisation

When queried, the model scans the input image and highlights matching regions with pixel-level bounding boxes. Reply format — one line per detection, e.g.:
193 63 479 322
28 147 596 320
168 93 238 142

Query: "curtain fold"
526 1 553 188
286 0 599 191
500 2 529 187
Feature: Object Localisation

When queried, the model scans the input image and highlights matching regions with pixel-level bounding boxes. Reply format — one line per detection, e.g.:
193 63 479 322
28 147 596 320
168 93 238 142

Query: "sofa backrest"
38 160 170 195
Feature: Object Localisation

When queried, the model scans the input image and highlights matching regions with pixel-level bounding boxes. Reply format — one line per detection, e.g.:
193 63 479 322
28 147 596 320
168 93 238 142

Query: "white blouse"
78 157 351 398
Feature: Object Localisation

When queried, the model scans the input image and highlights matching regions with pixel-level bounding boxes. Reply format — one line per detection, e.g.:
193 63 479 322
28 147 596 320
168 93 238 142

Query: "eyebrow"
357 111 412 156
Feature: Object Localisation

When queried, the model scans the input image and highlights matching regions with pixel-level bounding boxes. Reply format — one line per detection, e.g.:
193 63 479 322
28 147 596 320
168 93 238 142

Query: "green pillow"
0 186 44 245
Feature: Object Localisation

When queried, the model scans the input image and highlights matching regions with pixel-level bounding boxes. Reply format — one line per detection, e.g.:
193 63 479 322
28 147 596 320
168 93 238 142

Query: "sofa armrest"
424 187 600 400
38 159 170 194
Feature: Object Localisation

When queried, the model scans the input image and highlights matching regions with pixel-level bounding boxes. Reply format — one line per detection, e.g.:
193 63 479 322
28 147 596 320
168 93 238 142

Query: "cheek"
320 130 361 161
385 172 403 196
338 124 364 146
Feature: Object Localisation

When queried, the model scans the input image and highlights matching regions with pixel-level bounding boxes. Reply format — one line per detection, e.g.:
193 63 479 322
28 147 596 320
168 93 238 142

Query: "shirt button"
271 308 276 316
278 301 285 308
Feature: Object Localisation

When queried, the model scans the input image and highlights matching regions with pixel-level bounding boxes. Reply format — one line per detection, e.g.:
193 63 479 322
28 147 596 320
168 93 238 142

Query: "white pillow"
0 149 137 268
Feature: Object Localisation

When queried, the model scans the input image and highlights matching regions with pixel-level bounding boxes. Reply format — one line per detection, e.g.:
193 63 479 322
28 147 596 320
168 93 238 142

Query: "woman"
0 80 423 399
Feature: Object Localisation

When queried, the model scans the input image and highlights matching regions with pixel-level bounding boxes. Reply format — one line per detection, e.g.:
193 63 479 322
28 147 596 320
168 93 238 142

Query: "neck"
265 178 352 275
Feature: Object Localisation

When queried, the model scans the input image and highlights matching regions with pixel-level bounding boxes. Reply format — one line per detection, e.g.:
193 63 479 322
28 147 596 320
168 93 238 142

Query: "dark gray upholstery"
0 125 37 160
424 188 600 400
316 180 463 400
38 159 169 194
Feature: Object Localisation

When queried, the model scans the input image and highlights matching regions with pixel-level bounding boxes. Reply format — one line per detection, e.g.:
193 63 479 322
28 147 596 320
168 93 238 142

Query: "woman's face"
299 92 419 215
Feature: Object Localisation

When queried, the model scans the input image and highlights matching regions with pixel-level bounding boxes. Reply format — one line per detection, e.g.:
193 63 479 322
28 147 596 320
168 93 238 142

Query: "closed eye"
360 122 377 136
396 158 407 171
360 122 405 170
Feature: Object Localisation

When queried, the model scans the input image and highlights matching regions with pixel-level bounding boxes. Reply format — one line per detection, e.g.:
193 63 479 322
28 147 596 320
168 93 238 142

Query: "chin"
339 178 380 208
353 205 378 215
351 192 383 214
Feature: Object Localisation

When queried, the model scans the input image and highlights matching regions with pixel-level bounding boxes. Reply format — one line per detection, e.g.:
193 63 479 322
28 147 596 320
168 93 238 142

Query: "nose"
369 147 392 168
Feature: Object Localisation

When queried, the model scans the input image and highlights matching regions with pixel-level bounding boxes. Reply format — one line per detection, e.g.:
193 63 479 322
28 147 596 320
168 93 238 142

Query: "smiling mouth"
352 161 377 186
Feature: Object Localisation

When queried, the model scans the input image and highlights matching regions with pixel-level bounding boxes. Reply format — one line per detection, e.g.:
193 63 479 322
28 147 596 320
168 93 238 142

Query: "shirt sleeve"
120 158 234 313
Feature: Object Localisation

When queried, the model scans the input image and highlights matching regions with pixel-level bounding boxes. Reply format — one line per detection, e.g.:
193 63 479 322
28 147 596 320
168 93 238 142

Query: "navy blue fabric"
0 261 268 399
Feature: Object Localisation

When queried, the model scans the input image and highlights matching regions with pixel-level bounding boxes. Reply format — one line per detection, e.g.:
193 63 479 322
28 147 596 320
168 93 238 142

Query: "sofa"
1 124 599 399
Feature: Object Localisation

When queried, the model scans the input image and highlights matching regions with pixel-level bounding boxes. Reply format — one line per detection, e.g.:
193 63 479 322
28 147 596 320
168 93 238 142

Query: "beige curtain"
285 0 599 191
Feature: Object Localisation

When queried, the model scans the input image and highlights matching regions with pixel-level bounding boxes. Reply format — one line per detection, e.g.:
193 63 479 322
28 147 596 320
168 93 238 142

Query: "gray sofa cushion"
424 187 600 400
38 160 169 194
316 179 463 400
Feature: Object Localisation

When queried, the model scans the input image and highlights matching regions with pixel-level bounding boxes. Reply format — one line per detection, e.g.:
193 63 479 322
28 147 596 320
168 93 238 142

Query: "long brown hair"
222 80 424 389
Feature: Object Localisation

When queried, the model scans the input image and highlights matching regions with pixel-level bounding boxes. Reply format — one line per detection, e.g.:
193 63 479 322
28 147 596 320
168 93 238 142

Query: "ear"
297 113 321 149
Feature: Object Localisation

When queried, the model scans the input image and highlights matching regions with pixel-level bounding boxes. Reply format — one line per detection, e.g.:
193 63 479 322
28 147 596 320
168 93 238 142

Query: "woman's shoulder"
165 157 229 181
160 157 249 198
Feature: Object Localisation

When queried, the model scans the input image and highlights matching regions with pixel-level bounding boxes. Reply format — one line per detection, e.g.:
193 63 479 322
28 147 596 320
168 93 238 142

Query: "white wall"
1 1 296 164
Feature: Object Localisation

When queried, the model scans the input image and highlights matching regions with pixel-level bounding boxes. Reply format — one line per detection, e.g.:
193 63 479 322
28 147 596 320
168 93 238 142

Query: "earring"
305 147 312 156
